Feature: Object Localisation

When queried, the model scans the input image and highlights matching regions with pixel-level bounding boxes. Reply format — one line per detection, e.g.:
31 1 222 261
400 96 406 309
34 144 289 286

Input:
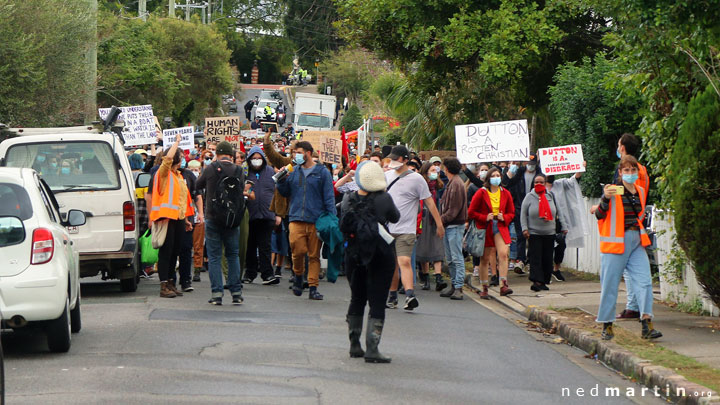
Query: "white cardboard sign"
454 119 530 163
538 144 586 175
98 105 156 147
162 127 194 151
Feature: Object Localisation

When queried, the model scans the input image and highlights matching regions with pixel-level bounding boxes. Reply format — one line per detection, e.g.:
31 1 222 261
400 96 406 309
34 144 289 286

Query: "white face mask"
191 170 200 178
250 159 263 168
333 175 339 181
478 170 488 180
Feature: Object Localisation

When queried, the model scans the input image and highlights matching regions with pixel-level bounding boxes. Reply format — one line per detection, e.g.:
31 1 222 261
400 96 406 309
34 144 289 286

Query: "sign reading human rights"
538 144 586 175
162 126 194 151
204 117 243 149
454 119 530 163
98 105 156 147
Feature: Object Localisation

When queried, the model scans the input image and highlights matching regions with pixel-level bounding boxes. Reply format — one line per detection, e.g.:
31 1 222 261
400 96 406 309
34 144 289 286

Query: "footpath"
468 270 720 404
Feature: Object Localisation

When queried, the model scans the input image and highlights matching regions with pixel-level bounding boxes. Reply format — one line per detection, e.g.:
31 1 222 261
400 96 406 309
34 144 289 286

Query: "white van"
0 126 140 292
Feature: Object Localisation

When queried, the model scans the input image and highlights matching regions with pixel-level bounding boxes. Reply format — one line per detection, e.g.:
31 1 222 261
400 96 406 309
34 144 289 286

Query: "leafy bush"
668 84 720 308
340 104 363 132
548 55 641 197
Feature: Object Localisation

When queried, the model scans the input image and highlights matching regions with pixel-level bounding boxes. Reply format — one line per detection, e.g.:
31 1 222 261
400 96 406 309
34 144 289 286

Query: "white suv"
0 126 140 292
0 168 85 352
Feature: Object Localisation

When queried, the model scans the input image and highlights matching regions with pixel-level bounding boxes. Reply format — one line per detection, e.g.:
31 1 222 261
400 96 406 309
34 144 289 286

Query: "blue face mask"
61 167 71 175
490 177 502 186
37 155 46 163
50 162 58 168
180 159 186 169
428 172 438 180
204 158 212 166
190 148 198 156
332 164 337 169
616 149 622 159
508 164 518 174
294 153 305 165
622 173 639 184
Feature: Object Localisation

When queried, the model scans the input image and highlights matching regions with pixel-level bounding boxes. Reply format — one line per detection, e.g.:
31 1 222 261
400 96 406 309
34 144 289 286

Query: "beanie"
216 141 234 157
355 161 387 192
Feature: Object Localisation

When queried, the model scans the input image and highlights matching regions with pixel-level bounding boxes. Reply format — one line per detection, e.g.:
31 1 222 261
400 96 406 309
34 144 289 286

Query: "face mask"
622 173 639 184
251 158 263 167
616 149 622 159
527 164 536 172
333 175 339 181
61 167 71 175
479 170 488 180
428 172 438 180
508 164 518 174
294 153 305 165
534 184 546 194
204 159 212 166
388 160 403 170
37 155 46 163
332 164 337 169
180 159 186 169
490 177 501 187
51 162 58 168
190 148 198 156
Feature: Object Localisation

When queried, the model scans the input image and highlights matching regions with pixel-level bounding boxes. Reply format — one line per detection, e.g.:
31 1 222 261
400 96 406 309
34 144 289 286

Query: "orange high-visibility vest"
636 163 649 200
598 185 650 254
150 170 194 221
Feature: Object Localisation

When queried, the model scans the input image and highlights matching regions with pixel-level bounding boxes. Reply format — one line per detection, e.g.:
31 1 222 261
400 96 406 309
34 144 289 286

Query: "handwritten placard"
319 137 342 164
454 119 529 163
538 144 585 175
204 117 243 149
302 130 341 150
98 105 156 146
162 127 194 151
418 150 457 162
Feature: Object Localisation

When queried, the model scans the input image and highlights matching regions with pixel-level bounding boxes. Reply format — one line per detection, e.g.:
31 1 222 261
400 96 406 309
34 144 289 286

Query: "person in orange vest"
595 155 662 341
150 136 195 298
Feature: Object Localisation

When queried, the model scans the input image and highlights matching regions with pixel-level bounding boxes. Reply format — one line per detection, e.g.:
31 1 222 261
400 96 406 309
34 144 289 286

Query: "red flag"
239 140 246 153
341 126 349 162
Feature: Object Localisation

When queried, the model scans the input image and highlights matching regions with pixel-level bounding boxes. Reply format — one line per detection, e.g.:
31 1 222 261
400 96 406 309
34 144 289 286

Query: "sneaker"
208 297 222 306
450 289 464 300
513 262 526 275
398 286 405 295
242 276 255 284
490 274 499 286
617 309 640 319
232 295 244 305
479 285 490 300
552 271 566 282
531 282 543 292
181 283 194 292
274 267 282 278
262 276 280 285
192 274 201 282
540 283 549 291
386 296 398 309
403 296 419 311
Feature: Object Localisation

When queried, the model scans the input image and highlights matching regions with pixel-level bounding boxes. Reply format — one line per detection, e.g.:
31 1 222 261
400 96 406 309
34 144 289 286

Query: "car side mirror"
66 209 86 227
136 172 151 188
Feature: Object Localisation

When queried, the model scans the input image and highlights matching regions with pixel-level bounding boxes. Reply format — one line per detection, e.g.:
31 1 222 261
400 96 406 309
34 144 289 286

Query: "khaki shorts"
392 233 416 258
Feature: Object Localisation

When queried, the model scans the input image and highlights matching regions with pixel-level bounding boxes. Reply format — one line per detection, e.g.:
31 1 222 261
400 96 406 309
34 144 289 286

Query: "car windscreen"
260 101 278 109
297 114 330 128
5 141 120 193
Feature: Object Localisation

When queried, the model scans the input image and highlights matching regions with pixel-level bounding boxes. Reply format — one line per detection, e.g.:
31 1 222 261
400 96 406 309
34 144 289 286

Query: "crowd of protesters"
127 130 660 363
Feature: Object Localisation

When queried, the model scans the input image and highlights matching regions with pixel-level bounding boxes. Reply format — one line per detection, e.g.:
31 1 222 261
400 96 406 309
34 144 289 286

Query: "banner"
538 144 585 175
98 105 156 147
418 150 456 162
162 127 194 151
318 136 343 164
357 120 367 156
204 116 243 149
454 119 529 163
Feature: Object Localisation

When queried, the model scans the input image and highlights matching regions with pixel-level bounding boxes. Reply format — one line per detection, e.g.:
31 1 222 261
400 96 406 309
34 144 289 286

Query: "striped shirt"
596 190 643 229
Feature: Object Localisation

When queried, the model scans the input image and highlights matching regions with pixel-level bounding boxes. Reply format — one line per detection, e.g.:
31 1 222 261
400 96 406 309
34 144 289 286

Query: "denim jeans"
597 230 653 323
444 225 465 289
509 223 518 261
205 219 242 298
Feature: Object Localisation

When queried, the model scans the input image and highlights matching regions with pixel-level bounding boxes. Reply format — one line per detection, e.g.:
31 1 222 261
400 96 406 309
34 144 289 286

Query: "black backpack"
209 162 245 228
340 193 384 266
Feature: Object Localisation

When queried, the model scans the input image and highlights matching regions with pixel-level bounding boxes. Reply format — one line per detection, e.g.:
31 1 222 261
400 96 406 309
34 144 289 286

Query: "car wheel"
120 260 139 293
46 297 71 353
70 292 81 333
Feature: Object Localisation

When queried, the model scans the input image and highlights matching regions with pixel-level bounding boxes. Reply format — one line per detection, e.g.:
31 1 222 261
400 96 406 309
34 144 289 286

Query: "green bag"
139 229 158 265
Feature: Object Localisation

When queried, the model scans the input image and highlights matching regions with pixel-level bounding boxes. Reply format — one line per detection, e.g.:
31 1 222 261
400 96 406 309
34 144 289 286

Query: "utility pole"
85 0 98 124
169 0 175 17
139 0 147 21
207 0 212 22
185 0 190 21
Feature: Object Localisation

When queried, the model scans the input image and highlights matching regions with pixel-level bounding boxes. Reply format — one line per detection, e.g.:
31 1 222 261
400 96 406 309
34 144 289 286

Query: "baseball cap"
134 149 148 156
388 145 409 160
429 156 442 164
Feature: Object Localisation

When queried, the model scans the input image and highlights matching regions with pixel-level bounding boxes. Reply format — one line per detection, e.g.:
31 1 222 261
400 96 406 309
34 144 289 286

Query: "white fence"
561 198 719 316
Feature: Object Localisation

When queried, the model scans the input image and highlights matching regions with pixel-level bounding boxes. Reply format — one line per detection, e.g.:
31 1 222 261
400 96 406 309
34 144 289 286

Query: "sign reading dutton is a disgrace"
319 136 342 164
98 105 156 146
162 127 194 151
454 119 530 163
204 117 243 149
538 144 586 175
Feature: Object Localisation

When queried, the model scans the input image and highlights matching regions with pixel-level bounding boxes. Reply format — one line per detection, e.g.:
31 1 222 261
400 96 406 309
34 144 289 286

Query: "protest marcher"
384 146 445 311
438 157 467 300
188 160 206 282
503 156 541 274
176 156 203 292
464 162 501 286
264 132 294 279
340 161 399 363
277 141 337 300
467 167 515 299
196 141 252 305
243 146 280 285
520 173 567 292
595 155 661 341
415 161 446 292
149 138 195 298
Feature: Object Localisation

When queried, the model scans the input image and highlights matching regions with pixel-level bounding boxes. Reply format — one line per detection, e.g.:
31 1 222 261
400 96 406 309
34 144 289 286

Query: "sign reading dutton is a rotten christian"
98 105 156 146
454 119 530 163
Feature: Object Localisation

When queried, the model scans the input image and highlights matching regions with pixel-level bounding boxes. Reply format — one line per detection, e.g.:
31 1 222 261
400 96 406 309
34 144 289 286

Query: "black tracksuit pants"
245 218 274 281
346 244 396 319
528 234 555 285
157 219 183 282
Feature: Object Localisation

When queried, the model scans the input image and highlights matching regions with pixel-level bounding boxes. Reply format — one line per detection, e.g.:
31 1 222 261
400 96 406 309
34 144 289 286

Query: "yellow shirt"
488 189 501 215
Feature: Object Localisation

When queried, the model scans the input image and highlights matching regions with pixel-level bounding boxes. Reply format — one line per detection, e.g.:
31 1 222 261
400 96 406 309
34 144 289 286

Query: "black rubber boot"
434 274 447 291
419 273 430 290
641 319 663 339
347 315 365 358
364 317 391 363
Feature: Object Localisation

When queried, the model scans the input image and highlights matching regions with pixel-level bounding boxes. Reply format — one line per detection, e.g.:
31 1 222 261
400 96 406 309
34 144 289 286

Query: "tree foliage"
668 85 720 308
319 48 387 102
284 0 342 63
340 104 362 132
0 0 94 126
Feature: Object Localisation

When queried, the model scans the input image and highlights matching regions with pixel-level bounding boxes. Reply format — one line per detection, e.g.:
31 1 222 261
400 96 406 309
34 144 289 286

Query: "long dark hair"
484 167 502 189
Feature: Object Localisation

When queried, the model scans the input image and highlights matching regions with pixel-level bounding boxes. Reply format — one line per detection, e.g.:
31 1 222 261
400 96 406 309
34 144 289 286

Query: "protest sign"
454 119 529 163
418 150 456 162
98 105 156 146
302 130 341 149
538 144 585 176
318 137 343 164
162 127 194 151
204 116 243 149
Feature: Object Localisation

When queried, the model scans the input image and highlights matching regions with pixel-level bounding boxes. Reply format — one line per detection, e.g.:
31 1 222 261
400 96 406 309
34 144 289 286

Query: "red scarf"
535 184 553 220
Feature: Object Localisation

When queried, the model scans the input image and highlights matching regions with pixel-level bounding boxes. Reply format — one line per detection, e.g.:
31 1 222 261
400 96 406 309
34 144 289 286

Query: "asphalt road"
236 86 292 128
3 270 667 404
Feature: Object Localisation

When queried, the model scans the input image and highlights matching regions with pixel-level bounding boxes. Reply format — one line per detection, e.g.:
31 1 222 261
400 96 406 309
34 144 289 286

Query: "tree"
320 48 386 103
283 0 342 62
548 54 642 197
340 104 362 131
668 84 720 308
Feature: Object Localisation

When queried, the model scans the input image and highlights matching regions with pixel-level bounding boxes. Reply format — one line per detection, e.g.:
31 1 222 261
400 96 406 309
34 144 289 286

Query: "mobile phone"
607 185 624 196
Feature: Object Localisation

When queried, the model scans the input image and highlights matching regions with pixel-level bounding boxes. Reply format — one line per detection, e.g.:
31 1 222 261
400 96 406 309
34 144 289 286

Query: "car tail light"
123 201 135 231
31 228 54 265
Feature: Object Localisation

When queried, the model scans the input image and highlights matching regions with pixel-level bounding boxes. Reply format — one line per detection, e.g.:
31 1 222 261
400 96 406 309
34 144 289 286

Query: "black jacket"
196 159 245 222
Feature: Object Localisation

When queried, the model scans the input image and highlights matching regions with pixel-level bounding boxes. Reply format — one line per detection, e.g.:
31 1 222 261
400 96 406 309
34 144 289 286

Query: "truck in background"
293 92 337 132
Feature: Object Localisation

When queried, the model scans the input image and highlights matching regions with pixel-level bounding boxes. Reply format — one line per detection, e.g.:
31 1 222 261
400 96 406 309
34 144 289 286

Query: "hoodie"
195 158 245 222
246 146 277 221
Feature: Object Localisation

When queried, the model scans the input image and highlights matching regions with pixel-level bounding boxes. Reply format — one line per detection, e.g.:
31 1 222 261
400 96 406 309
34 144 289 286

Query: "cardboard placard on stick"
98 105 156 146
318 137 343 164
204 116 242 149
538 144 585 175
454 119 530 163
301 130 341 150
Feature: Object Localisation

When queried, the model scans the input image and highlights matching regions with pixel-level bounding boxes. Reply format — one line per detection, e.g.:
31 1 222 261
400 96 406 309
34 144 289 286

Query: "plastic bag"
140 229 159 265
